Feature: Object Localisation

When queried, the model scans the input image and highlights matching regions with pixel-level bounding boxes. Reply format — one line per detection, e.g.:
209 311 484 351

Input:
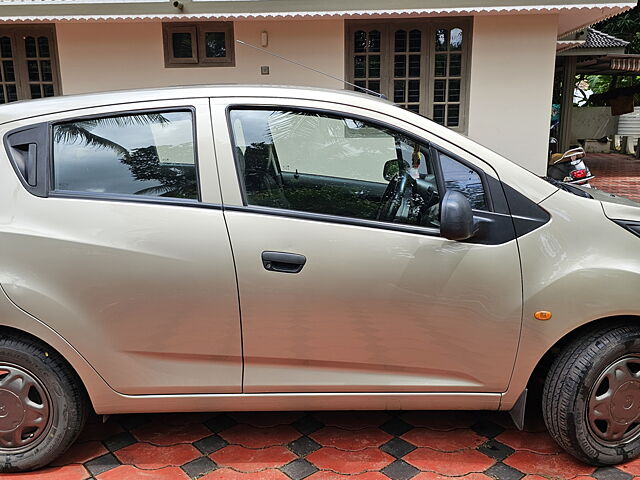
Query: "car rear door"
213 97 523 394
0 98 242 394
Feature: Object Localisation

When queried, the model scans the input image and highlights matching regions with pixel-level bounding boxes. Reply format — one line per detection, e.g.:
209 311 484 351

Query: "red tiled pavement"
11 153 640 480
587 153 640 202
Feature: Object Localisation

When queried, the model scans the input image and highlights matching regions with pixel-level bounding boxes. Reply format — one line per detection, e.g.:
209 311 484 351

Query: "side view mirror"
440 190 478 241
382 159 400 181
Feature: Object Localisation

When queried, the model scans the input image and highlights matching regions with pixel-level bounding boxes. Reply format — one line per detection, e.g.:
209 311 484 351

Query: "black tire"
0 334 89 472
543 322 640 465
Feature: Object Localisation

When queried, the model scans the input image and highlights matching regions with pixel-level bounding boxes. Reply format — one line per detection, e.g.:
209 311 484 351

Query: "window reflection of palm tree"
54 114 197 199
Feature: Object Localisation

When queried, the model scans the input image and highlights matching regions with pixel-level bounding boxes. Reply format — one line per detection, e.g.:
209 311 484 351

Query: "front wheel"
543 323 640 465
0 334 88 472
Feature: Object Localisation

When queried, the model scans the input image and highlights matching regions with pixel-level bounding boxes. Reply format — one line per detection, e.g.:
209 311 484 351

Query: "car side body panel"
502 189 640 408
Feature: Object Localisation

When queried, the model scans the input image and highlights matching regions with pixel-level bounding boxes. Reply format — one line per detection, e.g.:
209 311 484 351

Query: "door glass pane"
435 29 448 51
368 30 381 52
354 30 366 52
433 105 445 124
30 84 41 99
205 31 226 58
449 54 462 76
43 83 54 97
230 109 441 228
448 79 461 102
439 151 486 210
6 84 17 102
394 55 406 77
53 111 198 200
172 32 193 58
409 29 421 52
27 60 39 81
394 30 407 52
435 55 447 77
354 56 366 78
37 36 50 57
0 37 12 58
394 80 405 103
24 37 37 58
434 79 446 102
408 54 420 77
2 60 14 82
450 28 463 50
368 55 380 78
447 104 460 127
40 60 52 81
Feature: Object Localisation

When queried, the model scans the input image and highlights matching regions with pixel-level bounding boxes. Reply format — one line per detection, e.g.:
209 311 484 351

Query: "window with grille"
0 25 60 104
347 20 471 132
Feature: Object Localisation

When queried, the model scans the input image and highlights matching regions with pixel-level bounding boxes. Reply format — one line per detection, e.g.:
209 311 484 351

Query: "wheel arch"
526 315 640 400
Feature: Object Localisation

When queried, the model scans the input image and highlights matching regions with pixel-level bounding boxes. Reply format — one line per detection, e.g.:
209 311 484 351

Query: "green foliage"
596 5 640 54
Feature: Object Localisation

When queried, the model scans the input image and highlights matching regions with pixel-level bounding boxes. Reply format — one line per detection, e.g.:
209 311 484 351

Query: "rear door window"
52 110 198 200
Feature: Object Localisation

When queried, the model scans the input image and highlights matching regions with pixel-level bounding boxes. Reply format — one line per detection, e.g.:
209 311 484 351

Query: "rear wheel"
543 323 640 465
0 335 88 472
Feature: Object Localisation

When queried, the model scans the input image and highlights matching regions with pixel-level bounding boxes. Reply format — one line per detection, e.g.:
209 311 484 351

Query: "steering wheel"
377 172 410 222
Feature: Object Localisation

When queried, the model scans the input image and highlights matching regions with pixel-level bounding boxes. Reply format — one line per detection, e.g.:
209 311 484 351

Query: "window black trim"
49 191 221 210
48 106 202 203
3 122 49 197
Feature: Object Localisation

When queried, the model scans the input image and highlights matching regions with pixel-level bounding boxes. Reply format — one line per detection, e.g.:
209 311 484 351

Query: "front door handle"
262 251 306 274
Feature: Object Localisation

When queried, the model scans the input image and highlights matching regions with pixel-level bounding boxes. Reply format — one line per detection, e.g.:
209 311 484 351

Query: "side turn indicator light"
534 311 552 321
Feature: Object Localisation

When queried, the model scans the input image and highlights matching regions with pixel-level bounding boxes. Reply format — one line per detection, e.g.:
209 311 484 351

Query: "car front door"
1 99 242 394
214 99 523 394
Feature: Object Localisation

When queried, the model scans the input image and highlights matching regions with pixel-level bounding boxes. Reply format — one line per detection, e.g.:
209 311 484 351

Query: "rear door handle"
261 251 306 274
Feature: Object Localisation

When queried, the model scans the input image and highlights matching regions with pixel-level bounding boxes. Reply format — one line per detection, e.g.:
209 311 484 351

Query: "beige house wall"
467 14 558 174
56 15 559 173
56 19 345 94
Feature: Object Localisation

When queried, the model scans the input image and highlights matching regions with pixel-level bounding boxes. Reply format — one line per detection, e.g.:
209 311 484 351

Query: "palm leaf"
54 124 130 159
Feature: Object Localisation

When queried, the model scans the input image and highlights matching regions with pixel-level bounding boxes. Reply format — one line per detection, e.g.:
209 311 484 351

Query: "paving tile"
218 424 302 448
231 412 304 427
503 451 596 478
204 414 238 434
288 436 322 457
313 412 390 430
495 430 563 454
413 473 493 480
307 473 389 480
84 453 121 476
76 421 124 443
180 456 217 478
193 433 228 455
200 469 291 479
476 439 515 462
380 437 417 459
470 420 505 439
210 445 296 471
0 464 89 480
619 457 640 476
485 462 525 480
292 415 325 435
310 426 393 450
280 458 318 480
380 458 420 480
594 467 634 480
403 448 495 475
51 440 108 465
401 427 485 451
116 414 152 431
380 418 413 437
132 420 212 445
401 411 478 430
96 465 190 480
306 446 395 474
103 431 138 452
114 442 201 469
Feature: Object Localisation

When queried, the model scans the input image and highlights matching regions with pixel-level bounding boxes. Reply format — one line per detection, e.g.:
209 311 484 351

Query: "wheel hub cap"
588 355 640 444
0 365 50 451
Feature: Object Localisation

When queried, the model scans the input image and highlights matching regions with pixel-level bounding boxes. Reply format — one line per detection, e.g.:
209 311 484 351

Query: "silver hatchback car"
0 85 639 471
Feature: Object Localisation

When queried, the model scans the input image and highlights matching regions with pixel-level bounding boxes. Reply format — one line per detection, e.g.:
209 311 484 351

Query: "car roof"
0 84 390 125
